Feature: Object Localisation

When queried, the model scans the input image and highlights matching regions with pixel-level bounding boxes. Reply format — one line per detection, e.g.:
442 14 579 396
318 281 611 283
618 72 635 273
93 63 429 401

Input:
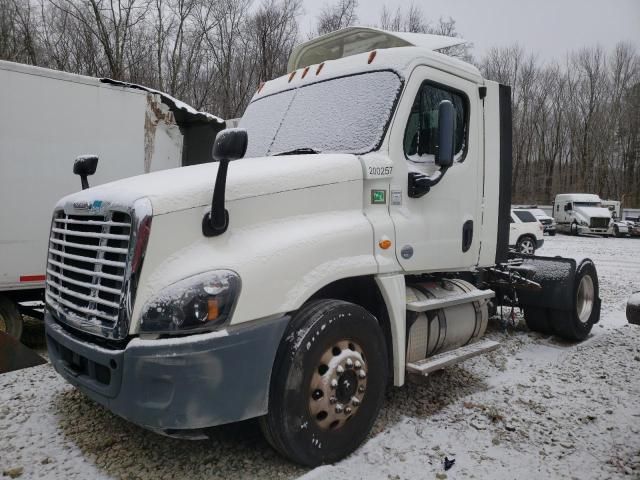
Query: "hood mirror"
202 128 248 237
73 155 99 190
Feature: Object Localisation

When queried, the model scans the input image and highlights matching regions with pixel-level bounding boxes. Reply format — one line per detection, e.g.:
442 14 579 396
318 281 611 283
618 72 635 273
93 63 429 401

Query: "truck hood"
574 206 611 220
57 153 363 215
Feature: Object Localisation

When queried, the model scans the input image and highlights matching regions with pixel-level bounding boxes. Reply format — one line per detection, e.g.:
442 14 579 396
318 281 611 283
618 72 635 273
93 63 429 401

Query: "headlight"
140 270 240 334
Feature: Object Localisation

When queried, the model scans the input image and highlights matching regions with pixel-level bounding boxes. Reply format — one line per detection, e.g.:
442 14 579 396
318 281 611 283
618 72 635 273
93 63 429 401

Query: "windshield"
239 71 402 158
574 202 602 208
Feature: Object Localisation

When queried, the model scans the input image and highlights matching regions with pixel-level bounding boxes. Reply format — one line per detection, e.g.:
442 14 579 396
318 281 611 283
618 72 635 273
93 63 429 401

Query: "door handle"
462 220 473 252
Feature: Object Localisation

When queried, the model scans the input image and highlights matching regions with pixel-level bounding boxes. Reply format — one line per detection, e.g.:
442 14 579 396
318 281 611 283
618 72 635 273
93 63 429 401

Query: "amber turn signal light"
207 298 219 321
379 239 392 250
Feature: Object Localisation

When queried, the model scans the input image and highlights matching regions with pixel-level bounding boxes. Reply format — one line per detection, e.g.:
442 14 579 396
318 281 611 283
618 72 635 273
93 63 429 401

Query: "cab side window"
404 81 468 162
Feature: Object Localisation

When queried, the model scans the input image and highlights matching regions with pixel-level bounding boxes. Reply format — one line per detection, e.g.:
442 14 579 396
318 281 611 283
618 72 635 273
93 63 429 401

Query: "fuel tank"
406 279 489 362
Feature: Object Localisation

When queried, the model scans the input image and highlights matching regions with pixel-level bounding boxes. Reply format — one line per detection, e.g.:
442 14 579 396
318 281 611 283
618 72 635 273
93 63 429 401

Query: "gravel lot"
1 234 639 479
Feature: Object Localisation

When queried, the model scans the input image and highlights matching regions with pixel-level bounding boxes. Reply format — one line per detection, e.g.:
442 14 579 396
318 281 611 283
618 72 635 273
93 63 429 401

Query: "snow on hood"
57 154 363 215
574 206 612 219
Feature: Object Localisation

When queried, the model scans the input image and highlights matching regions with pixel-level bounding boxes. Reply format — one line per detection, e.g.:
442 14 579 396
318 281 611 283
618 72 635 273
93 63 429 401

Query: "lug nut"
345 358 354 368
329 396 337 404
345 406 352 415
358 385 366 393
335 403 344 414
337 365 345 374
354 360 362 370
351 397 360 406
357 370 366 379
330 379 338 389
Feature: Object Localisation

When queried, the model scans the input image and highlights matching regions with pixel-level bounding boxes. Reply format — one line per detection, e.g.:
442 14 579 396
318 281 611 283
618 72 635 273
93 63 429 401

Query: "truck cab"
601 199 630 237
44 27 600 466
553 193 612 235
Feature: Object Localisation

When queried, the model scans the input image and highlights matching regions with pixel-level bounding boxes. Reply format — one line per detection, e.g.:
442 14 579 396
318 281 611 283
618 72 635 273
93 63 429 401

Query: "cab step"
406 289 494 312
406 339 500 376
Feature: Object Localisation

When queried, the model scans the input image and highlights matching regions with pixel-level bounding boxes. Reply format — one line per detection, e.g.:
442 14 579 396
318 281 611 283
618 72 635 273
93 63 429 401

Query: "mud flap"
510 254 600 323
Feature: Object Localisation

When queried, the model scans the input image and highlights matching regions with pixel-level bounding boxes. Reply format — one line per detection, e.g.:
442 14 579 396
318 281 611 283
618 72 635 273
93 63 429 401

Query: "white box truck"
43 27 601 466
552 193 613 235
0 60 224 338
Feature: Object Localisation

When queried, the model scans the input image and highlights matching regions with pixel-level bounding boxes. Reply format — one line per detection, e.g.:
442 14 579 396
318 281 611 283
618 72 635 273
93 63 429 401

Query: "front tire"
516 235 536 255
551 259 600 341
0 296 23 340
570 222 579 236
260 300 388 466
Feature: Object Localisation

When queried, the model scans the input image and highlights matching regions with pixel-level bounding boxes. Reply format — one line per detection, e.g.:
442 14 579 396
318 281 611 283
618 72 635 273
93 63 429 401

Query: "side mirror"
212 127 248 162
203 128 248 237
73 155 99 190
435 100 455 168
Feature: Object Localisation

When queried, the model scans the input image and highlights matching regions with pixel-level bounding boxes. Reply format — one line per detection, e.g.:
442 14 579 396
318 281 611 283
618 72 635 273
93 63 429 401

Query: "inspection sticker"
371 190 386 204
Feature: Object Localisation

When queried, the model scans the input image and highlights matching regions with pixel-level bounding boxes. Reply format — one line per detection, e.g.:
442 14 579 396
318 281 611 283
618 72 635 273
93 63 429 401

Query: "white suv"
510 209 545 254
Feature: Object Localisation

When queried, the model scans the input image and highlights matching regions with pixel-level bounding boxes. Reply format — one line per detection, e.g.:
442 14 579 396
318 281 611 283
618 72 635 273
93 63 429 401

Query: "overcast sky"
300 0 640 62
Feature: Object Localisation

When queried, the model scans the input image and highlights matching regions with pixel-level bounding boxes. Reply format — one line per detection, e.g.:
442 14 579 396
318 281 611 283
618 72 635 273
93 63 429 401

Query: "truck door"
387 66 483 272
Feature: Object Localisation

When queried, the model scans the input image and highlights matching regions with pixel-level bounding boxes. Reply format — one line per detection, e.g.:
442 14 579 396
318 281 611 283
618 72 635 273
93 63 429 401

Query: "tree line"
1 0 638 206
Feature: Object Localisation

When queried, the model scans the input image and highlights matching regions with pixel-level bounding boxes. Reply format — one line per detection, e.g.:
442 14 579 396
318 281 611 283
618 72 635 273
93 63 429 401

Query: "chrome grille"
46 211 132 329
590 217 609 229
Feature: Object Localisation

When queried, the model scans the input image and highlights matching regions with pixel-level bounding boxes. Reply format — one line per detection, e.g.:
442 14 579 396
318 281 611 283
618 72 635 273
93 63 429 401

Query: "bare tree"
315 0 357 36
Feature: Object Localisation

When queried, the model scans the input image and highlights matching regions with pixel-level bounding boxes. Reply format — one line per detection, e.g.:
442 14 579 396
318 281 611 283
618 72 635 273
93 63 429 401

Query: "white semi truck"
0 60 224 339
552 193 613 236
44 27 601 466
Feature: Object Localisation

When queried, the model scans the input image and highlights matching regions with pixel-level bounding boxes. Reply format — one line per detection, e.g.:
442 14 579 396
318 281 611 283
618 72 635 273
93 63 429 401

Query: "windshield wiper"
272 147 320 156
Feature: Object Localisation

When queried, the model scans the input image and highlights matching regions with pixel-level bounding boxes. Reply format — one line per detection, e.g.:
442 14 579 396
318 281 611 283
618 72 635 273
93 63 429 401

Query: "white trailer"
552 193 612 235
0 60 224 338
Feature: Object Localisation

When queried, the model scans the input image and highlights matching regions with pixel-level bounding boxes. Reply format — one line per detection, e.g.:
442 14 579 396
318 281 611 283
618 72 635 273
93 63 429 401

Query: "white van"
553 193 612 235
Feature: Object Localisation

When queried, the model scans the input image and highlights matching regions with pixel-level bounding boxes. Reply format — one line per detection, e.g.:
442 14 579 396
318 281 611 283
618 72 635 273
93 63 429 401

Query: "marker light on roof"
257 81 265 94
301 66 310 79
288 71 296 82
368 50 377 64
316 62 325 75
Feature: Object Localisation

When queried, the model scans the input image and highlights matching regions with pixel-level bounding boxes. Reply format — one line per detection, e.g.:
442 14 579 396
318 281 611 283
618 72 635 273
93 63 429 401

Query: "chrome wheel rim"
576 275 595 323
520 239 535 254
308 340 367 431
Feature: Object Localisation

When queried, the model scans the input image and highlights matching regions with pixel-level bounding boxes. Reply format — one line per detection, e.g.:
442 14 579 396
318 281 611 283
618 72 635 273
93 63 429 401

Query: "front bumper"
45 312 289 432
543 225 556 234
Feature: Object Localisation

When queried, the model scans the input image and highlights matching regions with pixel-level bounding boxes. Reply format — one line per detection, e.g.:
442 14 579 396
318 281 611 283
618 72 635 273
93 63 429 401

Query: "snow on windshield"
240 70 402 157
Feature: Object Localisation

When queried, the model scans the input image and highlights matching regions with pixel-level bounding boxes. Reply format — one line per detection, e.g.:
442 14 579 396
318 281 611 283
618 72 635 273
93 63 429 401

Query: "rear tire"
549 230 556 236
0 296 23 340
551 259 599 341
627 292 640 326
516 235 536 255
570 222 579 235
260 300 388 466
524 307 553 334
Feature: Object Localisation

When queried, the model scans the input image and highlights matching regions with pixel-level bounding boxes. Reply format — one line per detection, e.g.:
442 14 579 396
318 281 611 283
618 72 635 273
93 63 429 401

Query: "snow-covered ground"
1 235 639 479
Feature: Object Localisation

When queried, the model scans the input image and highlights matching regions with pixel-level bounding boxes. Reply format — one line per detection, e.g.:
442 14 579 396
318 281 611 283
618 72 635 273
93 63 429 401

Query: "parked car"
624 216 640 237
522 206 556 235
510 209 545 254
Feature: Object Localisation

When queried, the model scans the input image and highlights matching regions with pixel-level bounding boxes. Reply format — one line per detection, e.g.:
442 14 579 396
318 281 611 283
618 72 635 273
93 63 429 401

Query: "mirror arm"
408 166 450 198
202 158 230 237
